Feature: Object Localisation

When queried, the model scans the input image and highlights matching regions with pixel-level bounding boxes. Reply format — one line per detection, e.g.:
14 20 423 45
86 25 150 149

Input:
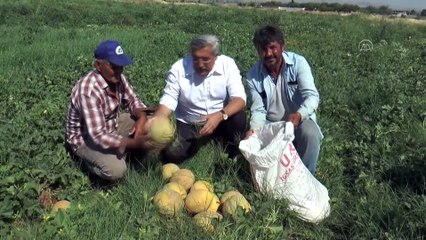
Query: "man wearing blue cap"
66 40 155 182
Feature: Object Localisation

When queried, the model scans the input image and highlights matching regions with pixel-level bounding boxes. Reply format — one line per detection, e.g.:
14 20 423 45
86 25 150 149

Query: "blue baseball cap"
94 40 133 66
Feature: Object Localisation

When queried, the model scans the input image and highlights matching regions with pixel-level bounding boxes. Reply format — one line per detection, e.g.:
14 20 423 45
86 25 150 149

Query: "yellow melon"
220 190 243 205
149 117 175 144
190 180 214 193
185 189 220 214
193 211 223 232
169 169 195 191
52 200 71 213
162 163 180 182
152 189 183 217
163 182 187 199
221 195 252 218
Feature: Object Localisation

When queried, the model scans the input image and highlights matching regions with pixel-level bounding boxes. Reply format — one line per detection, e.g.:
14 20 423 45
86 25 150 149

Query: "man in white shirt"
153 34 247 163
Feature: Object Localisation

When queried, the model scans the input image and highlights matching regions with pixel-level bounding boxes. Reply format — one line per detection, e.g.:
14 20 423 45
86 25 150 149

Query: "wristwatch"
220 109 228 120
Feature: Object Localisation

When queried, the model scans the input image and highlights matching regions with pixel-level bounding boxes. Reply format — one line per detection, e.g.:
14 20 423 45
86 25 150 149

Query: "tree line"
234 1 426 17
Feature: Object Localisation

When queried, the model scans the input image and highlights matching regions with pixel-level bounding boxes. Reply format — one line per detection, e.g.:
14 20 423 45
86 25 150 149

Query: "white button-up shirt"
160 55 246 124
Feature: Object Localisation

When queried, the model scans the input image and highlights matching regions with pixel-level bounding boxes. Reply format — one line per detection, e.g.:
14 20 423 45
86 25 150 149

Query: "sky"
282 0 426 11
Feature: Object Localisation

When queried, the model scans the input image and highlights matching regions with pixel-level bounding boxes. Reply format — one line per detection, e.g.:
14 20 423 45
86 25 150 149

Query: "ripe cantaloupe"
169 169 195 191
221 195 252 218
193 211 223 232
162 163 180 182
149 117 175 144
52 200 71 212
152 189 183 217
185 189 220 214
190 180 214 193
220 190 243 205
163 182 187 199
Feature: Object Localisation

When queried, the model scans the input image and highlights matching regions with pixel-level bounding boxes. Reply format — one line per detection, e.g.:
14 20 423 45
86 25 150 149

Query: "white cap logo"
115 46 124 55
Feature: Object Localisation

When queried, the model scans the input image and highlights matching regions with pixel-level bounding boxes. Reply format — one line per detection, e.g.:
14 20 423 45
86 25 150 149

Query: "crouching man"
246 25 323 174
153 35 247 163
66 40 158 182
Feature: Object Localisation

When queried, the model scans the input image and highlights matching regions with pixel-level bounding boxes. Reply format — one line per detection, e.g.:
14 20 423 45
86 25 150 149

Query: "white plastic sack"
239 121 330 223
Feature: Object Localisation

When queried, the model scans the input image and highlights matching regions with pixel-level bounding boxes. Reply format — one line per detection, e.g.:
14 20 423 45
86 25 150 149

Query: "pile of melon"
152 163 252 231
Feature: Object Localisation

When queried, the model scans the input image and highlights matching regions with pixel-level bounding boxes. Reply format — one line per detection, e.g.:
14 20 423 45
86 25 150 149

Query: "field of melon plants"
0 0 425 239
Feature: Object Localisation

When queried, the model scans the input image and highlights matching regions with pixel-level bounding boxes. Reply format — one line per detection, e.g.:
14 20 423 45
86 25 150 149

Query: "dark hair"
252 25 285 48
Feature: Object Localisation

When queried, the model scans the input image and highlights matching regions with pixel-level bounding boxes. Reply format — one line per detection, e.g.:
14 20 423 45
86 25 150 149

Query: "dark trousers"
161 110 246 164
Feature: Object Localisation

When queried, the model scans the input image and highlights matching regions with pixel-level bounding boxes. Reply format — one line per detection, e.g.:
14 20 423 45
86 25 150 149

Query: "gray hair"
190 35 220 56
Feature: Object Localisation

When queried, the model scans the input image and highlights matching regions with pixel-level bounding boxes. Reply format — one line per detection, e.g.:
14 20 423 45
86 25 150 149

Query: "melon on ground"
190 180 214 193
220 190 243 205
169 169 195 191
152 189 183 217
221 195 252 218
163 182 187 199
193 211 223 232
185 189 220 214
52 200 71 212
162 163 180 182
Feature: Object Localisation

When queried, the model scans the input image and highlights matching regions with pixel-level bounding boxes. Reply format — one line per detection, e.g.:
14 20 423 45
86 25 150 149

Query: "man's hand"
142 116 155 135
199 112 223 137
287 112 302 128
117 128 166 158
245 129 254 139
129 109 148 137
131 117 148 138
117 138 128 159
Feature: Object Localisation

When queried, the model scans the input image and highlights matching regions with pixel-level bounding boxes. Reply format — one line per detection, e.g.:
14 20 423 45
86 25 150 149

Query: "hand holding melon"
145 117 175 146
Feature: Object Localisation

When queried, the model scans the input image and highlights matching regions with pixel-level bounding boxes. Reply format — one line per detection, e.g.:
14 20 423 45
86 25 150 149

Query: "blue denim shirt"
247 51 319 129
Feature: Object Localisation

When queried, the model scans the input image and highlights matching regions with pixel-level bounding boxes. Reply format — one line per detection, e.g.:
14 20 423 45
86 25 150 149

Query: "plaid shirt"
66 70 145 152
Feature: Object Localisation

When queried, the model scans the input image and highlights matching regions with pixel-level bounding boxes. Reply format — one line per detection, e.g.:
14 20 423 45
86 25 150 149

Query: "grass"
0 0 425 239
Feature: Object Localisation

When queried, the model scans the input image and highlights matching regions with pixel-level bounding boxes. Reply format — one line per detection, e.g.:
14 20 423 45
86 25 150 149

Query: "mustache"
197 67 209 71
109 74 122 83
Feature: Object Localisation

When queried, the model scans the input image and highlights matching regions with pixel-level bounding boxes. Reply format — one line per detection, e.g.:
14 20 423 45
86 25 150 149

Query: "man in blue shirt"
246 25 323 174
